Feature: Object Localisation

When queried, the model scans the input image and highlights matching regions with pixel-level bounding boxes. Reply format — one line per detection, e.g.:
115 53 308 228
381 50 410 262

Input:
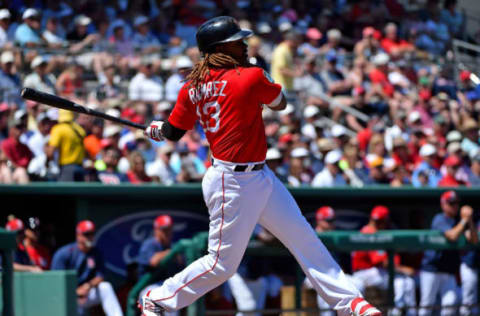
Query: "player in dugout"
51 220 123 316
140 16 381 316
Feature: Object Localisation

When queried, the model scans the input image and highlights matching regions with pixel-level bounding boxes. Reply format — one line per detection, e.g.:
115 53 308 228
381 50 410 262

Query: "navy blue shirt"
51 242 105 285
461 219 480 269
421 213 460 274
137 237 165 277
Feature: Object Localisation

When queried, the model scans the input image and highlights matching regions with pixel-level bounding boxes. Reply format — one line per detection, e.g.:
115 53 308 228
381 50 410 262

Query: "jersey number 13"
197 101 220 133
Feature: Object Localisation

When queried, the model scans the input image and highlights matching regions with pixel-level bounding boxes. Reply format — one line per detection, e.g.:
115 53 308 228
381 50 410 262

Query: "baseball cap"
353 86 366 96
75 14 92 26
103 125 122 138
266 148 282 160
316 206 335 221
304 105 319 118
363 26 375 37
444 155 461 167
372 53 389 66
460 70 471 82
256 21 272 34
22 8 39 20
1 51 13 64
325 150 342 164
290 147 309 158
0 9 11 20
6 218 24 231
327 29 341 40
306 27 322 40
371 205 389 220
134 15 149 27
154 215 173 229
331 124 347 137
27 217 41 231
317 138 336 152
279 21 293 32
12 109 27 126
157 101 173 112
279 103 295 116
76 220 95 234
0 102 9 113
419 143 436 157
175 56 193 69
31 55 47 68
446 130 462 143
441 190 458 204
419 89 432 101
462 118 478 131
366 154 383 168
106 108 120 118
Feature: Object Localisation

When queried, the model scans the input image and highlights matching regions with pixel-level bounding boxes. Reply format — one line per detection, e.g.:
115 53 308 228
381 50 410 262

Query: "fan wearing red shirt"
1 112 33 169
141 16 380 316
380 23 414 58
352 206 416 316
439 155 468 187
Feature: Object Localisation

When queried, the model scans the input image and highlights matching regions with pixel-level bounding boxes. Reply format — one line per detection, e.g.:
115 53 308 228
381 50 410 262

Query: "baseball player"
351 206 416 316
419 191 476 316
51 220 123 316
141 16 381 316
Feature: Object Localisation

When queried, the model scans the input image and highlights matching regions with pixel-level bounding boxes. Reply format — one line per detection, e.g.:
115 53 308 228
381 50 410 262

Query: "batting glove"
145 121 164 142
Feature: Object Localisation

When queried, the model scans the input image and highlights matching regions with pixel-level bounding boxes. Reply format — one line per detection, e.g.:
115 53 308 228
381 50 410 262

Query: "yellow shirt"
49 122 86 165
271 42 294 90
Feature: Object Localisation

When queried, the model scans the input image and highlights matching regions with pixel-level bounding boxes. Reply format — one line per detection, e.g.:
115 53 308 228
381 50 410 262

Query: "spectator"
132 15 161 53
55 62 85 98
24 217 51 270
1 110 32 183
42 16 67 48
126 150 152 183
365 154 389 185
287 147 313 187
354 26 382 60
271 30 302 95
165 56 193 103
128 58 164 102
467 152 480 186
97 147 129 184
380 22 414 58
439 155 467 187
459 205 480 316
51 220 123 316
460 118 479 158
172 143 205 183
265 147 288 183
440 0 464 37
146 144 176 185
294 56 329 111
5 216 42 272
0 51 23 106
352 206 416 316
320 49 352 97
412 144 442 187
0 9 13 48
46 109 86 181
419 191 477 316
312 150 346 187
247 35 268 71
94 64 124 105
83 119 103 160
15 8 43 47
23 55 56 94
24 111 55 157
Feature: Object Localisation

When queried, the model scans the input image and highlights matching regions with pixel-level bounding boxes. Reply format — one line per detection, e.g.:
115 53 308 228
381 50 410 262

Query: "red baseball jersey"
168 67 282 163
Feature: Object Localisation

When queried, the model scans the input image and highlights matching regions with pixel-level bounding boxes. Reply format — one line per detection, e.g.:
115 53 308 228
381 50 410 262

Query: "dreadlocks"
186 52 250 89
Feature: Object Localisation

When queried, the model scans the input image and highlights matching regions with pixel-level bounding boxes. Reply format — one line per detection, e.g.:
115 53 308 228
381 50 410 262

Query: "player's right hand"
145 121 164 142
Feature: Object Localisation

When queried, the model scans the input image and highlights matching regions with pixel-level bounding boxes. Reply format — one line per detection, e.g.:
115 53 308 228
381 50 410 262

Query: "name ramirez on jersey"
188 80 227 104
168 67 282 163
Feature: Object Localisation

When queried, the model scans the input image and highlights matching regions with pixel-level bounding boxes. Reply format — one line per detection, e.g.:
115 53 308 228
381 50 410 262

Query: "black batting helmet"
196 16 253 54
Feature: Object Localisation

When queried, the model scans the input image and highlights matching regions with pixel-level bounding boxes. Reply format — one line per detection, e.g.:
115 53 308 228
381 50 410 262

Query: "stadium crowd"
0 0 478 187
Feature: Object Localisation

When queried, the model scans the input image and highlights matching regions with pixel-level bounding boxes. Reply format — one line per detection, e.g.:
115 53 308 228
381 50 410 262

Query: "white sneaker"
139 290 166 316
350 297 382 316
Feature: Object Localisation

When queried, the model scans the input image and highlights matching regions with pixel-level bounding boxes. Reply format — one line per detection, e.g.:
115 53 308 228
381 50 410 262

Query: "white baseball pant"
79 281 123 316
353 267 416 316
419 270 458 316
146 162 361 315
227 273 267 316
460 263 478 316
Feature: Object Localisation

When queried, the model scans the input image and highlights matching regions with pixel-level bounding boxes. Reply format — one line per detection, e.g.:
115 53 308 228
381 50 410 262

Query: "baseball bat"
20 88 147 130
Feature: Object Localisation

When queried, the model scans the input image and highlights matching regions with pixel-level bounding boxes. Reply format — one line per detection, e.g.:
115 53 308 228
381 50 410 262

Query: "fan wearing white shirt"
128 59 164 102
165 56 193 102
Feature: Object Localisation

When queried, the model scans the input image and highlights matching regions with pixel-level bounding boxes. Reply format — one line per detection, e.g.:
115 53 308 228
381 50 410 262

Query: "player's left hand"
145 121 164 142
